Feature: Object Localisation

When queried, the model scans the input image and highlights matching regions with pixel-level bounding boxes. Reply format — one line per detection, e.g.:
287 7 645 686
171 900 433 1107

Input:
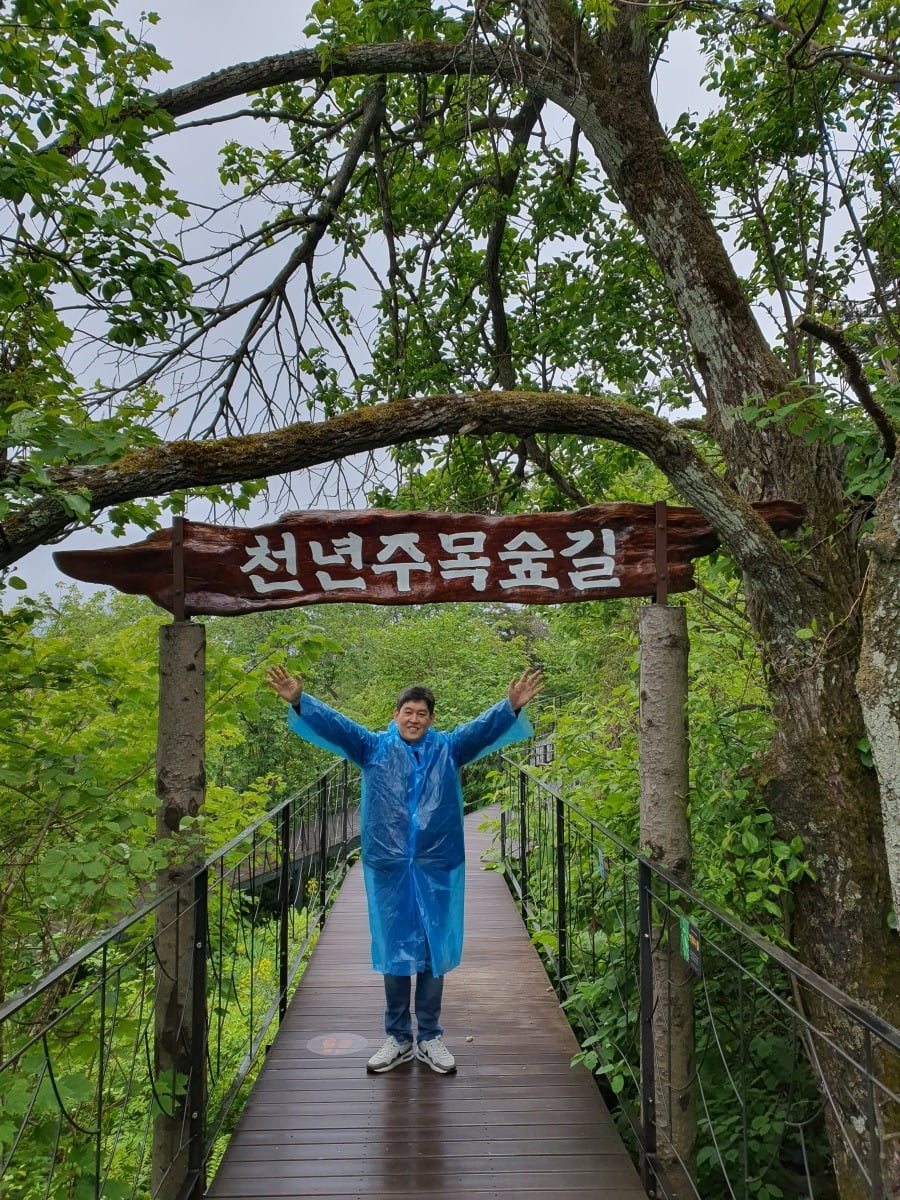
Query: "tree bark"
854 474 900 1183
857 461 900 921
152 623 206 1200
0 390 796 578
639 604 696 1195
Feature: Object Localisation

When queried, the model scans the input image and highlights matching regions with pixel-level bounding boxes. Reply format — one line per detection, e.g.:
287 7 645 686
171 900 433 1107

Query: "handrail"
496 754 900 1200
0 760 361 1200
507 759 900 1051
0 759 351 1027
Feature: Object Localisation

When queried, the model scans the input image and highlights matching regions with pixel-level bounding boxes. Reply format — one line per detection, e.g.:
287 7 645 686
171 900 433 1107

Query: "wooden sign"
53 502 803 617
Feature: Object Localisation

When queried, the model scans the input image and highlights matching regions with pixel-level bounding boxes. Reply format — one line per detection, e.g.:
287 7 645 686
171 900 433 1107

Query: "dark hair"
395 685 435 715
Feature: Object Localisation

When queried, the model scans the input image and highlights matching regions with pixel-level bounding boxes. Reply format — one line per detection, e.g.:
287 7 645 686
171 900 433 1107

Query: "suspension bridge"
207 808 645 1198
3 756 899 1200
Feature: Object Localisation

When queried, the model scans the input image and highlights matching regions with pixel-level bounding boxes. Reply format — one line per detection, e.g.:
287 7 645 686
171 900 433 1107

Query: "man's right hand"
266 664 303 705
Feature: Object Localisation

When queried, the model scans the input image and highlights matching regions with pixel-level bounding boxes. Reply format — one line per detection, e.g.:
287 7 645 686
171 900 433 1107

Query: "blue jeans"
383 966 444 1043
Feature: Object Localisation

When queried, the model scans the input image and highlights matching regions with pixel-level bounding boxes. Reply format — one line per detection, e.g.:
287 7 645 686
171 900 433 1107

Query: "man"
265 664 544 1075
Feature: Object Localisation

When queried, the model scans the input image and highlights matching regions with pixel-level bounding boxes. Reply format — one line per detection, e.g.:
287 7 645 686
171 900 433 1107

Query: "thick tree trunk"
852 462 900 1196
762 650 900 1200
518 1 900 1192
152 623 206 1200
857 458 900 920
639 605 696 1195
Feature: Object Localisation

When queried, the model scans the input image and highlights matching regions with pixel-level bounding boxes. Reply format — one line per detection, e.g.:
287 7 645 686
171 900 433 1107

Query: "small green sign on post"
679 916 702 977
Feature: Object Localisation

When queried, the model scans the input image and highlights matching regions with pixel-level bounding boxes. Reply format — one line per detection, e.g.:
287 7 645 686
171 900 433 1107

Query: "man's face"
394 700 434 744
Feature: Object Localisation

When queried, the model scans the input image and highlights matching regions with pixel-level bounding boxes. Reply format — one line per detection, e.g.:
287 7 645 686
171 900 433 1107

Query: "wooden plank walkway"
206 808 647 1199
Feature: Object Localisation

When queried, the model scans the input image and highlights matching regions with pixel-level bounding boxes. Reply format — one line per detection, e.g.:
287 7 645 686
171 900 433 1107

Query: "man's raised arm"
265 663 372 765
448 667 545 766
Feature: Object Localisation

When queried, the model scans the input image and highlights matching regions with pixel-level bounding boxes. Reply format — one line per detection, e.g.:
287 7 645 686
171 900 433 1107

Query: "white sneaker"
366 1035 414 1074
416 1035 456 1074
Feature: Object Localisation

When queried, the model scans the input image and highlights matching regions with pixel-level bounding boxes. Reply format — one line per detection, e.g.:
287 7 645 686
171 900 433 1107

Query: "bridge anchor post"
638 584 696 1197
152 520 208 1200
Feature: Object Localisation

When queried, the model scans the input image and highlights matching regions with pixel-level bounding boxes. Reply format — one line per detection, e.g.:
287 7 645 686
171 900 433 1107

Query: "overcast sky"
141 0 309 79
12 1 713 598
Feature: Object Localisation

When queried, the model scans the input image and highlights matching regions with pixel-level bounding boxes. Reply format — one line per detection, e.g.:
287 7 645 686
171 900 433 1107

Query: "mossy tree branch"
3 390 799 609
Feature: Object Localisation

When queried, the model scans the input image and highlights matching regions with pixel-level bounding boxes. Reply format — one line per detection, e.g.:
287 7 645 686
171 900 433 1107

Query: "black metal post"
555 793 567 991
500 807 507 863
278 799 291 1020
318 776 329 927
863 1027 882 1198
187 868 208 1199
639 859 657 1195
341 760 349 849
737 935 748 1200
518 769 528 917
95 943 107 1199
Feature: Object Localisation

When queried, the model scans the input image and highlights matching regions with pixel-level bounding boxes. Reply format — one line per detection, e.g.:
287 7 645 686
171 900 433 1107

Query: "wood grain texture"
53 501 803 616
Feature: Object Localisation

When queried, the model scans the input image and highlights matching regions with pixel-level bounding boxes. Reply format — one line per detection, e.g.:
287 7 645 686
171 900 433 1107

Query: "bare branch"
797 315 897 461
485 95 544 390
199 81 387 427
522 434 590 505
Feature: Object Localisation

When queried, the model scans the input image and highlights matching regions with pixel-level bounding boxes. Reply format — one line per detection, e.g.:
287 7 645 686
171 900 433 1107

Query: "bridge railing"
0 760 360 1200
493 756 900 1200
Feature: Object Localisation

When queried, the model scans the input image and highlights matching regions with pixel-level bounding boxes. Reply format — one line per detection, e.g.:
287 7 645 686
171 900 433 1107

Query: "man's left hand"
508 667 545 710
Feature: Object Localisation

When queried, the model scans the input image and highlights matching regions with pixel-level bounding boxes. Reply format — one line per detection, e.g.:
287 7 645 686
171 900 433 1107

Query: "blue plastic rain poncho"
287 693 532 975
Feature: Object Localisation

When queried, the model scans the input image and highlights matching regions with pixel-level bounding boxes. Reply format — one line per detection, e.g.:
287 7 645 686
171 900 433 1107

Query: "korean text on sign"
239 527 621 596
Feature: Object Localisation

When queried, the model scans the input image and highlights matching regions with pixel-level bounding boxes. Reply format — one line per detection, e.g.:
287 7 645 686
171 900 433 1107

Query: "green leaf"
58 1072 96 1104
59 492 93 521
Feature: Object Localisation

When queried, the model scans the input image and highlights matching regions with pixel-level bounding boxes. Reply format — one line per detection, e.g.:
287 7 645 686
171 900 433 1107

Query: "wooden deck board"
206 809 647 1199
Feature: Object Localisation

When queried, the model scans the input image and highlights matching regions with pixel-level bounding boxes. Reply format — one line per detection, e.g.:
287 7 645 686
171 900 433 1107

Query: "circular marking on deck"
306 1032 369 1056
